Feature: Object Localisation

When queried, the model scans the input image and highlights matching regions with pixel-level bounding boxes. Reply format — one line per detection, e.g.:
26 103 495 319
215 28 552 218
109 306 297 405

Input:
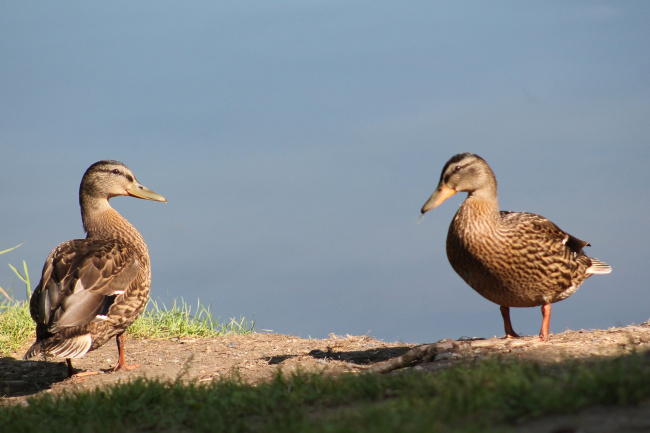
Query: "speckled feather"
447 201 593 307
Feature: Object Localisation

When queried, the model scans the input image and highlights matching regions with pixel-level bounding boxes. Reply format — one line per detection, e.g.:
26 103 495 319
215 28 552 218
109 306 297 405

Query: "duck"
24 160 166 376
420 153 611 341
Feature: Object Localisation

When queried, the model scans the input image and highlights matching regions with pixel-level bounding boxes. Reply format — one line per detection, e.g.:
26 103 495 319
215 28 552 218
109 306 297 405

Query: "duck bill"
127 183 167 202
421 184 456 214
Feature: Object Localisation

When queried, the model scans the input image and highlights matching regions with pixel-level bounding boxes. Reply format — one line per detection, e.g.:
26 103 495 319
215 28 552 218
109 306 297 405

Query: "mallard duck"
24 160 166 375
421 153 611 341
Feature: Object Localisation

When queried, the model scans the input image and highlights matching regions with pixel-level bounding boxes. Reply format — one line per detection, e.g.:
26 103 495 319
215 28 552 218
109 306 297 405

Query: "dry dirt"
3 324 650 432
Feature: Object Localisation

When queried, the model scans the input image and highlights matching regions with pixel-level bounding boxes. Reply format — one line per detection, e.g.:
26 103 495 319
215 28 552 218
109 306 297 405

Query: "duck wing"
30 239 140 334
499 211 590 255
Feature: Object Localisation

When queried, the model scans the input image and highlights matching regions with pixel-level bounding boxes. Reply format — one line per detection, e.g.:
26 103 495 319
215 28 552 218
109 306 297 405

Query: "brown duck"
421 153 611 341
24 160 166 375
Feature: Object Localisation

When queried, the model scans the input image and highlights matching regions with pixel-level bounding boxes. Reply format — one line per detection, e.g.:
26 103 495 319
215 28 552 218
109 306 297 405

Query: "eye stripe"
97 167 132 182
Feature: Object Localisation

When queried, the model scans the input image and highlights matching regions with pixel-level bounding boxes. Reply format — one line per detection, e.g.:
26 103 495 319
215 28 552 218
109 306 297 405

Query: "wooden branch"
369 339 459 374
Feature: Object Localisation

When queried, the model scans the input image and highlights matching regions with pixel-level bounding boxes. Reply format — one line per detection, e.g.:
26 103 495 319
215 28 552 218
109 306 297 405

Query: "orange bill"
421 184 456 213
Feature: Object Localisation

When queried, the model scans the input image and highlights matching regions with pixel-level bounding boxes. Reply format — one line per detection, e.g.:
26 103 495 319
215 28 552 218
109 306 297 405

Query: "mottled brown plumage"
24 160 166 375
421 153 611 341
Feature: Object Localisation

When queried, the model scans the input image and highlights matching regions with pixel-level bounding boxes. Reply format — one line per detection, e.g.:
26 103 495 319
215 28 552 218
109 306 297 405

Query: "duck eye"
112 169 120 175
454 165 461 172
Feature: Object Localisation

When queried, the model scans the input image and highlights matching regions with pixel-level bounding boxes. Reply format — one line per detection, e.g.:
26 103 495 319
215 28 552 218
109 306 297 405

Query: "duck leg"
500 306 520 338
539 304 551 342
112 333 141 371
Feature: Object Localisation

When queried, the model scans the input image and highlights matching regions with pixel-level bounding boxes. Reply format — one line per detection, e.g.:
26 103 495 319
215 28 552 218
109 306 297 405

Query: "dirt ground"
3 323 650 431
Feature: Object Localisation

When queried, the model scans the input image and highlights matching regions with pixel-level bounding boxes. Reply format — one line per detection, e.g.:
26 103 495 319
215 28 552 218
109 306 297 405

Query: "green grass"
0 299 32 356
0 244 34 355
128 298 254 339
2 352 650 432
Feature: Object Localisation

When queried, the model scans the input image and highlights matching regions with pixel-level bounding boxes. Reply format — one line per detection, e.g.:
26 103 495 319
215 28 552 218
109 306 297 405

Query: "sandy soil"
3 324 650 431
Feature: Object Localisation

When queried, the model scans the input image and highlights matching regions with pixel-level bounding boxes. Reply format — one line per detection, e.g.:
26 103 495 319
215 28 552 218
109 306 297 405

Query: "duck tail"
23 342 43 360
586 258 612 274
23 334 93 360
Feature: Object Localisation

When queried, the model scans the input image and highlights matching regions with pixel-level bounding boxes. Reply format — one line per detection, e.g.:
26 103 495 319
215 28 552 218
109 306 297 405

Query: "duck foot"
109 362 141 372
72 371 100 379
66 359 100 378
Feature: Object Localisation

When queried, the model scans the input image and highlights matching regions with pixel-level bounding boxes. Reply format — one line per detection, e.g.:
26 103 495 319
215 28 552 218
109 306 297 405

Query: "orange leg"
500 306 520 338
539 304 552 342
112 333 141 372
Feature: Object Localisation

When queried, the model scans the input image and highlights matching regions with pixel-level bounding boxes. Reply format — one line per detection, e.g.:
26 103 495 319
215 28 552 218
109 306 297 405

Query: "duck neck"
466 188 499 212
455 186 501 231
80 195 147 255
451 170 501 242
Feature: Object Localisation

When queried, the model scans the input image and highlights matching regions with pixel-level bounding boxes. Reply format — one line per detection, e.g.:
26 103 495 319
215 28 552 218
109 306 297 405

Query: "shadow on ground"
307 346 411 364
1 356 68 398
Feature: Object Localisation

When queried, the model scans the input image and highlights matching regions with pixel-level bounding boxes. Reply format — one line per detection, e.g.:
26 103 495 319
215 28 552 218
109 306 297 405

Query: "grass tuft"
128 297 255 339
0 244 34 356
0 299 33 356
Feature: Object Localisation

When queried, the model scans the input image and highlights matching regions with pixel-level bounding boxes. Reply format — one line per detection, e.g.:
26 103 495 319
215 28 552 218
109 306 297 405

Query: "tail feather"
23 334 93 360
586 258 612 275
23 342 43 360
